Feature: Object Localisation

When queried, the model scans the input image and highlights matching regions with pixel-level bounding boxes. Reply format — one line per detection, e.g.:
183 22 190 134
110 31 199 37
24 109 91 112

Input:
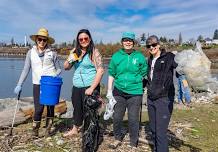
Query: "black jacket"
147 50 177 100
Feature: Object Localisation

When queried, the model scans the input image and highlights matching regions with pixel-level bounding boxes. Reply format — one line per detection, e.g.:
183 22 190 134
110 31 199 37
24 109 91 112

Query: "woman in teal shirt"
63 29 104 137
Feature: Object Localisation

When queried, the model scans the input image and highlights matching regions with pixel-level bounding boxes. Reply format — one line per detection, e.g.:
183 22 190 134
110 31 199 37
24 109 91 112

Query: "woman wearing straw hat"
14 27 61 137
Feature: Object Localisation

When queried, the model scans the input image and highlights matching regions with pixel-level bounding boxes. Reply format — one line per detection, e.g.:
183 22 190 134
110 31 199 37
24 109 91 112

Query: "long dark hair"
75 29 95 60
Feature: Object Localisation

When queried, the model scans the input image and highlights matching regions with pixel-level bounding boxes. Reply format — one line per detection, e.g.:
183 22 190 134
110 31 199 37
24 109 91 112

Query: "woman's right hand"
64 49 77 70
67 52 79 64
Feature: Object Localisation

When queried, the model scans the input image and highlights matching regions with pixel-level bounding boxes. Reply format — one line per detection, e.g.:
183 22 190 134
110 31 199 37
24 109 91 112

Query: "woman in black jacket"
146 35 177 152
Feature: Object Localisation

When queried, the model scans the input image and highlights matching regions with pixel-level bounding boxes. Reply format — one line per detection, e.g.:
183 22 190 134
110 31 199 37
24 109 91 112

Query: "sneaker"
108 140 122 149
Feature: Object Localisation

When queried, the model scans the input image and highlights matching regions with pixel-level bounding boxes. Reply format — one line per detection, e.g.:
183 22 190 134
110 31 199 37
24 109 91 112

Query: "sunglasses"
37 38 47 43
146 43 158 49
79 37 89 43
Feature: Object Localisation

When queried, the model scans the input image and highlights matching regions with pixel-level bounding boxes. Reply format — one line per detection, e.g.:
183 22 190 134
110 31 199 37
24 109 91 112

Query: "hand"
106 89 113 99
14 85 22 95
142 78 148 88
67 52 79 64
85 87 94 95
55 69 62 77
176 65 185 75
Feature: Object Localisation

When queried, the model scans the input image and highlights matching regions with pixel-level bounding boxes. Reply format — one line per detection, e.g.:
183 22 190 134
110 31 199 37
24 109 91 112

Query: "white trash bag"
103 97 117 120
175 41 218 92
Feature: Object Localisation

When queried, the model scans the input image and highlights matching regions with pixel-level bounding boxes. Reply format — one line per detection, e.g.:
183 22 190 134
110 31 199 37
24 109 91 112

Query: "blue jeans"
177 75 191 104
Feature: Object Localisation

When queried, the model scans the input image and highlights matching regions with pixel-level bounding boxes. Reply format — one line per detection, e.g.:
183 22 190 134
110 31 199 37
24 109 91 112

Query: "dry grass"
1 103 218 152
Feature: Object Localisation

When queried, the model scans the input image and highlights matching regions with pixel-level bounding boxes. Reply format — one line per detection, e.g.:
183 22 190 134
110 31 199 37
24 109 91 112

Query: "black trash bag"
84 94 101 110
82 91 101 152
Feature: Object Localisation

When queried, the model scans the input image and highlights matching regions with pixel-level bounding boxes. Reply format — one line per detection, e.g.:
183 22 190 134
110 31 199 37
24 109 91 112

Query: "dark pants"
147 97 173 152
33 84 54 121
113 95 142 146
71 85 100 127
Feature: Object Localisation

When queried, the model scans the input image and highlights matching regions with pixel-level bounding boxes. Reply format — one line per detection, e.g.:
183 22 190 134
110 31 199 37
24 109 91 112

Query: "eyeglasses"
146 43 158 49
37 38 47 43
79 37 89 43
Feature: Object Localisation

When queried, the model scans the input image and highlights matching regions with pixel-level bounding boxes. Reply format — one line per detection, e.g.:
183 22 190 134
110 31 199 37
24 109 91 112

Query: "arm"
107 55 116 91
53 51 62 76
64 60 72 70
85 49 104 95
106 55 116 97
17 51 31 86
140 56 148 78
108 75 114 91
139 56 148 88
172 54 178 69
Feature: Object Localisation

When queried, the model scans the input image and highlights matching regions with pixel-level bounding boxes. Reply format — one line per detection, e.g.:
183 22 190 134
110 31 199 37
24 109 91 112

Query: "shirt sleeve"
172 54 178 69
108 56 116 78
17 50 31 86
53 51 62 76
140 56 148 78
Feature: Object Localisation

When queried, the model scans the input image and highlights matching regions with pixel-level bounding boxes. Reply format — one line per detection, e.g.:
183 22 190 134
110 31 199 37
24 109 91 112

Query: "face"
122 38 134 50
78 33 90 48
146 42 160 57
36 36 48 50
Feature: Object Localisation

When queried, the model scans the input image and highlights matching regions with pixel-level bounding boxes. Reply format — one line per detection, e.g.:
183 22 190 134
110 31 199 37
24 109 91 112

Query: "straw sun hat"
30 28 55 44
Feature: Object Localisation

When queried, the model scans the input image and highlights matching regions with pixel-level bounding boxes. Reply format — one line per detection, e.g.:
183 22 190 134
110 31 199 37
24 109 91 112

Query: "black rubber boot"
32 121 41 137
44 117 54 137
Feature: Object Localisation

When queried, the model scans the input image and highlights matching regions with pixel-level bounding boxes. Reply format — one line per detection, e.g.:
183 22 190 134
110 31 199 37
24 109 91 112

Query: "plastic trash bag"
175 42 218 92
103 97 117 120
82 92 101 152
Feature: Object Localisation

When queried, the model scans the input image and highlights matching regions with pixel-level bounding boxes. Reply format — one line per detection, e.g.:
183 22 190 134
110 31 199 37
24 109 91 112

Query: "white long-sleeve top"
17 45 61 85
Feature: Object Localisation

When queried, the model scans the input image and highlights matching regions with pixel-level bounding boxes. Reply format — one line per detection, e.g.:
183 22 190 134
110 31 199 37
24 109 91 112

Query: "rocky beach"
0 89 218 152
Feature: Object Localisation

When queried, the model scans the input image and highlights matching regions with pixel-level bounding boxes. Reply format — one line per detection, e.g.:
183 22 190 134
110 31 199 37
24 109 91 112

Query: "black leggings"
33 84 54 121
71 85 100 127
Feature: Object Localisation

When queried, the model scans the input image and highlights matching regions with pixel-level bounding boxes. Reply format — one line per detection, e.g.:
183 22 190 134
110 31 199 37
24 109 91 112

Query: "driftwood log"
0 98 67 128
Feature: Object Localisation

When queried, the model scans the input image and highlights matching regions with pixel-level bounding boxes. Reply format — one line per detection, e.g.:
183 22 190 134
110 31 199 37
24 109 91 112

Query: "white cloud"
0 0 218 43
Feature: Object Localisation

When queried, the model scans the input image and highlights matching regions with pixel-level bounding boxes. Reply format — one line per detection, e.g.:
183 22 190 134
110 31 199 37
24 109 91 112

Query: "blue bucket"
40 76 63 105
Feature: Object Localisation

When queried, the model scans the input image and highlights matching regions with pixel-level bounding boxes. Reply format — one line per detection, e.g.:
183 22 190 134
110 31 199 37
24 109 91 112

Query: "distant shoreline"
0 47 218 71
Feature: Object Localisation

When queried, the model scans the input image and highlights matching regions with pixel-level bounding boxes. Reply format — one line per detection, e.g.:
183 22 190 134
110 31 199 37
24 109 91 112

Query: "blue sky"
0 0 218 44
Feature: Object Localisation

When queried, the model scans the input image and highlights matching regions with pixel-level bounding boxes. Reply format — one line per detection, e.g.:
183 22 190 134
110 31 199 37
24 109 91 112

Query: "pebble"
56 139 64 145
46 137 52 141
48 142 54 146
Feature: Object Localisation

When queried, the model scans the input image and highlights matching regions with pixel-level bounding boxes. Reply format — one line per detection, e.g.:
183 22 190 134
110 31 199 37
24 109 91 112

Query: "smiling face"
78 33 90 49
146 36 161 58
36 36 48 50
122 38 134 50
146 43 160 57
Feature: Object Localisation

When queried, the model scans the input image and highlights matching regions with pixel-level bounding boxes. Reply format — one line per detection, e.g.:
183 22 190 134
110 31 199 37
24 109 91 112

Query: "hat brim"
30 35 55 44
121 38 134 41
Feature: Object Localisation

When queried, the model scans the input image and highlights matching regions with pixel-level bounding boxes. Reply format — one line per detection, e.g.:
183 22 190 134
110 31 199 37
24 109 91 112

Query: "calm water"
0 57 108 100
